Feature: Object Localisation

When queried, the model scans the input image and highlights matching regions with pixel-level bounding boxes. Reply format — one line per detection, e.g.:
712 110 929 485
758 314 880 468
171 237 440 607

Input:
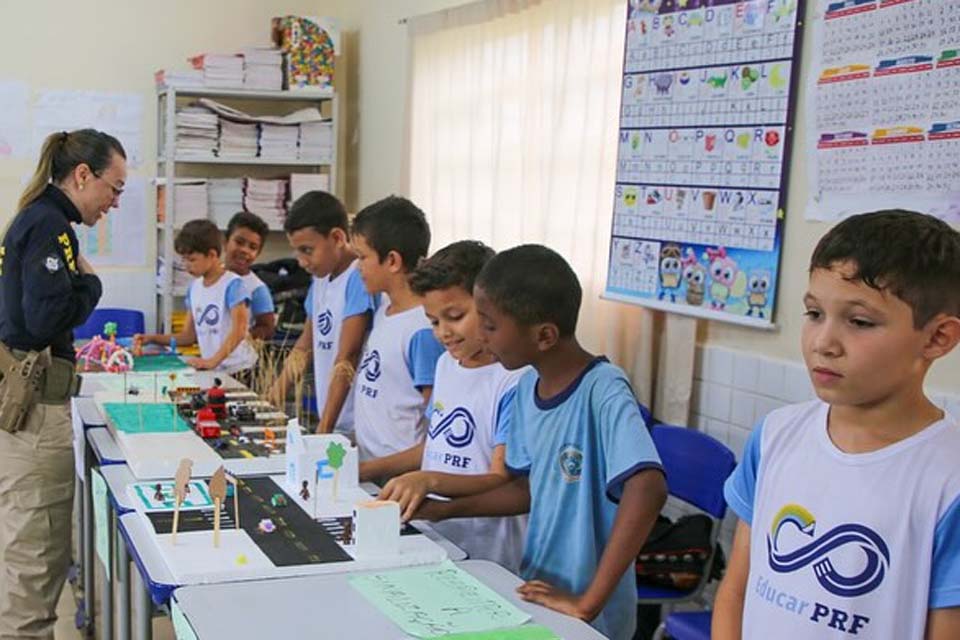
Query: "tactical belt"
0 342 80 433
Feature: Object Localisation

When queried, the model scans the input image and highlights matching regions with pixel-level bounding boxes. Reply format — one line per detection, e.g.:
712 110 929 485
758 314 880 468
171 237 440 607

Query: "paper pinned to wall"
0 80 30 158
349 560 531 638
75 176 147 266
32 89 143 167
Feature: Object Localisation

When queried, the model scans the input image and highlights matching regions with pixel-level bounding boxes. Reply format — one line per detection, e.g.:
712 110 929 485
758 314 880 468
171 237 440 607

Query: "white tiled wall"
690 345 960 461
685 344 960 567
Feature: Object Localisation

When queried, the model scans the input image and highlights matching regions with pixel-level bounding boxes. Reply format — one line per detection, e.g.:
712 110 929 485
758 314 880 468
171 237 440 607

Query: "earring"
79 184 84 191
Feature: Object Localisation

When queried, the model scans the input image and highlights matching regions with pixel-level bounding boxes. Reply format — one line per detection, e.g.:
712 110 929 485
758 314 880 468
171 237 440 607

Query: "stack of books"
244 178 288 229
242 47 283 91
175 106 219 157
189 53 244 89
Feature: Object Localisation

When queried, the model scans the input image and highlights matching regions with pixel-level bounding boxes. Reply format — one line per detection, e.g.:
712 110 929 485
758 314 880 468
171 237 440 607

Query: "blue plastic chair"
74 308 145 340
638 424 736 606
652 611 711 640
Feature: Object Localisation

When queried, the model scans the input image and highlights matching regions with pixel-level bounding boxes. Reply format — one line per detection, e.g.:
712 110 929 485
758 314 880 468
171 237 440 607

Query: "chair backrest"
74 308 146 340
651 424 736 519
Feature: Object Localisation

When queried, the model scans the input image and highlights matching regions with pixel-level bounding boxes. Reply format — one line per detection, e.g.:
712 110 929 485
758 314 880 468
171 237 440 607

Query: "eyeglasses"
94 173 125 197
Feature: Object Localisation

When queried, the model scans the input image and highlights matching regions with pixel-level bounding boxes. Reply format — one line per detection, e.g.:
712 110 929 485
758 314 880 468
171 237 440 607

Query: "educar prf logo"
767 504 890 598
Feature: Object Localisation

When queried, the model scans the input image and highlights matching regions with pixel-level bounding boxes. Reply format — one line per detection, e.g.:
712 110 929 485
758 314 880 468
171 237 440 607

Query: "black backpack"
636 514 726 591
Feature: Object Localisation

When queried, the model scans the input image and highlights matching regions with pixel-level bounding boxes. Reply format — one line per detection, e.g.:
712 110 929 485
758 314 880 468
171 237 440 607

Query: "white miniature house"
284 420 359 501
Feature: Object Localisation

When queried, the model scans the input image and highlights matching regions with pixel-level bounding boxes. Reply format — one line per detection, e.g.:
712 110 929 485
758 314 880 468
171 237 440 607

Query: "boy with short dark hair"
268 191 376 435
359 240 527 571
224 211 276 340
350 196 444 461
419 244 666 640
714 210 960 640
138 219 256 373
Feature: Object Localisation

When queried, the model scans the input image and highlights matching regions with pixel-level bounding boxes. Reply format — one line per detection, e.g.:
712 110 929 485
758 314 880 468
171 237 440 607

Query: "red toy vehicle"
195 407 221 439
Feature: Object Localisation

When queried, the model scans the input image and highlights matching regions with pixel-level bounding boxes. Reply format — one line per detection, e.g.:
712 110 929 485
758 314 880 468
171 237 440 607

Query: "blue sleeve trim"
344 269 376 318
224 278 250 309
605 462 666 504
304 279 315 315
493 386 518 446
505 464 530 476
930 492 960 608
250 285 275 315
405 328 444 389
722 419 765 525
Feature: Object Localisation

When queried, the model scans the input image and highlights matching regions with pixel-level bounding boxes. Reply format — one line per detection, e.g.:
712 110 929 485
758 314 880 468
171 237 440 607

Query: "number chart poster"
604 0 804 328
806 0 960 223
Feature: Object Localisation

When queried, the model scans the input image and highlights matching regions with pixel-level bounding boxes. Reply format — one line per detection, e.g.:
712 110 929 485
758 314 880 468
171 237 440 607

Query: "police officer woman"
0 129 126 639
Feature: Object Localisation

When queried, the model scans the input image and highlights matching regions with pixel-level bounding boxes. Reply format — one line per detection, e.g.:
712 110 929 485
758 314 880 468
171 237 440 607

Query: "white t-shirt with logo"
185 271 256 373
725 400 960 640
421 352 528 571
303 262 376 434
353 299 444 460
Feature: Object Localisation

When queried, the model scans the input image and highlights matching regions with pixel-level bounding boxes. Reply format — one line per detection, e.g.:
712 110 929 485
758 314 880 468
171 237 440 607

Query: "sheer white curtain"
405 0 650 376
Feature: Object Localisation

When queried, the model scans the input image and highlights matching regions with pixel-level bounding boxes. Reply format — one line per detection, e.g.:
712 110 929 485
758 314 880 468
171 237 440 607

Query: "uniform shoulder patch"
44 255 62 273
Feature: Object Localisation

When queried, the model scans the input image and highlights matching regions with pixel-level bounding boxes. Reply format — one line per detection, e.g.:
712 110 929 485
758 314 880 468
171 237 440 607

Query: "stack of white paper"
208 178 245 229
175 106 218 157
289 173 331 204
299 121 334 161
242 48 283 91
244 178 288 229
155 69 204 89
191 53 244 89
259 124 299 159
218 120 258 158
157 255 193 296
172 180 209 228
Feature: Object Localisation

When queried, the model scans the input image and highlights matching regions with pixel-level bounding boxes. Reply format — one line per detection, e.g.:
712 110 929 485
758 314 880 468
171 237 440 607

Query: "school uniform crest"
558 444 584 482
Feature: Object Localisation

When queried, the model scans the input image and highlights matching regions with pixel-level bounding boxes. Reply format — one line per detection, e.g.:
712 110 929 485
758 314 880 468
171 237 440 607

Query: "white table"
117 483 468 640
172 559 607 639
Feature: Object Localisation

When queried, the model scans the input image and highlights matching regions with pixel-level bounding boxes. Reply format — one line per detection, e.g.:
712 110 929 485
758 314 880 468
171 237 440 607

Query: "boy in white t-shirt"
267 191 376 435
359 240 527 571
224 211 276 340
138 219 256 374
350 196 444 462
714 211 960 640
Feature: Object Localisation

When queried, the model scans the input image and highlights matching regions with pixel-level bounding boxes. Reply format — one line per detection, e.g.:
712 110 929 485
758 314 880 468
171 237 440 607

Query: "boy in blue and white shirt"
269 192 376 435
139 220 256 373
418 245 666 640
350 196 444 462
714 211 960 640
224 211 276 340
359 241 527 571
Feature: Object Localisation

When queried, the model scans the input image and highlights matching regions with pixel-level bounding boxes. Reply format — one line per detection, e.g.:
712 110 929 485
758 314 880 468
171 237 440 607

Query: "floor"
53 564 174 640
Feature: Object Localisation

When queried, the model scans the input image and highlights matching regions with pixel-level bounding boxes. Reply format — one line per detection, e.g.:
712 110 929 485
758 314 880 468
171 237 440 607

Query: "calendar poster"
807 0 960 222
604 0 804 328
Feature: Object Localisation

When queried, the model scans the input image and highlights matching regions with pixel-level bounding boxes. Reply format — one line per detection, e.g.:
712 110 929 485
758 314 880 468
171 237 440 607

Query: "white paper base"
117 432 223 480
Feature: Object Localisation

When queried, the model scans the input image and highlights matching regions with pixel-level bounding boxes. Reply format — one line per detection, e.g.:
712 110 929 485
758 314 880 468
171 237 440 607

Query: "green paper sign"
435 624 560 639
350 561 531 638
91 468 110 569
171 600 198 640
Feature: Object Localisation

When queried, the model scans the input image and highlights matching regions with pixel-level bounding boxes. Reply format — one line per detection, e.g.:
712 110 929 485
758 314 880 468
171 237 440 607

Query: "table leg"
117 520 130 640
133 565 152 640
101 507 114 640
83 442 96 633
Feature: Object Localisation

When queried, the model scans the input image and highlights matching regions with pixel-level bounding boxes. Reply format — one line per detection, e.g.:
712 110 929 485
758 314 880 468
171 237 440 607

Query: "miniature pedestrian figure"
340 518 353 545
153 483 164 502
300 480 310 501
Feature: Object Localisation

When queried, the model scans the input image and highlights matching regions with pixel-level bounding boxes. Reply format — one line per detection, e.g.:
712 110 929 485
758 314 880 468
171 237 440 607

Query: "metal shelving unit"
155 86 338 331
